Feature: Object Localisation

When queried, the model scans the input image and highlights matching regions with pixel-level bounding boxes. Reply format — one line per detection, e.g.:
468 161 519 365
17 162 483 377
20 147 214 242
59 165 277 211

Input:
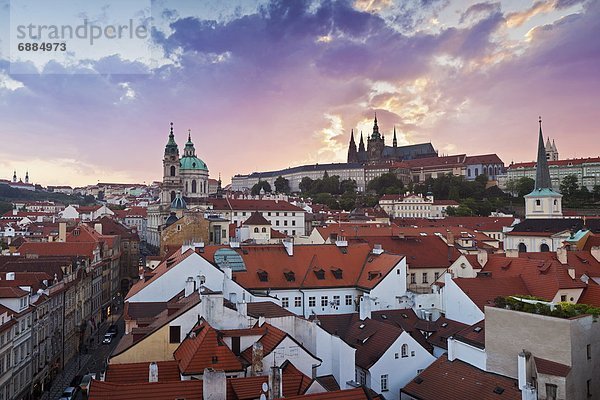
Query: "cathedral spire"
393 126 397 147
535 116 552 190
12 170 16 183
347 129 358 163
371 112 380 139
165 122 179 156
358 131 366 153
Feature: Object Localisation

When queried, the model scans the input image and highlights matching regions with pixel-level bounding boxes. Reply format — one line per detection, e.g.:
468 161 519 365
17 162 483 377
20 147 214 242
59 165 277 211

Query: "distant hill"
0 182 93 205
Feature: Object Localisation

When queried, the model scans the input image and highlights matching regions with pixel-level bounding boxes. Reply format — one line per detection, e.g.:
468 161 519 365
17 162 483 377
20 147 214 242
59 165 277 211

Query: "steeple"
358 131 366 153
12 170 16 183
184 129 195 157
25 171 29 183
371 112 381 140
535 116 552 190
347 129 358 163
393 126 397 147
165 122 179 156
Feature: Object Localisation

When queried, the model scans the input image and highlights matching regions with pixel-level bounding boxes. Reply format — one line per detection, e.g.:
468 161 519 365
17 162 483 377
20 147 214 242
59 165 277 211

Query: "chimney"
202 369 226 400
149 362 158 382
283 239 294 256
359 295 371 320
58 222 67 243
221 264 232 280
568 268 576 280
237 301 247 316
251 342 264 376
446 230 454 245
477 249 488 268
591 246 600 263
185 277 195 297
268 366 283 399
372 244 384 255
506 249 519 258
94 223 103 235
556 246 568 265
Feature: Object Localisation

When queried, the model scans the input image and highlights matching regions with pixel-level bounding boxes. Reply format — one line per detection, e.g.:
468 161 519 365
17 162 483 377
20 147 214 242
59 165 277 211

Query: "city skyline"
1 0 599 187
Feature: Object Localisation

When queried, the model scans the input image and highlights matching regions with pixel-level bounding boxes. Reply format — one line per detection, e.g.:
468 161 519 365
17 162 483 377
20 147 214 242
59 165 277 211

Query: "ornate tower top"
371 112 381 140
393 126 397 147
184 129 196 157
535 116 552 190
165 122 179 156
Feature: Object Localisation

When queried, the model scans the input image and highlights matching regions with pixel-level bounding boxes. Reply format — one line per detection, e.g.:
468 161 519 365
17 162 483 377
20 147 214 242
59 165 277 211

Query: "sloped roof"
507 219 584 235
104 360 181 383
242 212 271 226
454 320 485 349
454 276 530 311
88 380 202 400
534 357 571 377
209 199 304 212
175 320 244 374
18 241 99 258
240 323 288 363
246 302 294 318
316 313 403 369
285 387 381 400
425 317 469 350
401 355 520 400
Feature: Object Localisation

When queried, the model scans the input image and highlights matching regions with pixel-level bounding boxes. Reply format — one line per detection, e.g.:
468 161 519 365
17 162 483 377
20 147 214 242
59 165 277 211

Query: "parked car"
80 373 95 394
59 386 79 400
102 333 113 344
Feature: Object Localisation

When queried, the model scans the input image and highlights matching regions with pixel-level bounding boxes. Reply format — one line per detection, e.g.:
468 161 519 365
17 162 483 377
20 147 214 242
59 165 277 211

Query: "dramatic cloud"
0 0 597 187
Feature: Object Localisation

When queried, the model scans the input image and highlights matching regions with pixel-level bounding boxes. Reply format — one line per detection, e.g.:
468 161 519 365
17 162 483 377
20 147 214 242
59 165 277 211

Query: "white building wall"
257 336 320 378
448 337 486 370
370 258 408 310
442 274 484 325
369 331 436 400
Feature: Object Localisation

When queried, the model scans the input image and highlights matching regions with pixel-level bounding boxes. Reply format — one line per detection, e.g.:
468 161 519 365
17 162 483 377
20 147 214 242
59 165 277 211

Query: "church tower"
347 129 358 163
525 117 562 219
367 113 385 163
160 122 182 204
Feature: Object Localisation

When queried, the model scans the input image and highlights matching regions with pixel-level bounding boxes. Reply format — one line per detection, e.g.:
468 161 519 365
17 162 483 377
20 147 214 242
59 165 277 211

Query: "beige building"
485 305 600 400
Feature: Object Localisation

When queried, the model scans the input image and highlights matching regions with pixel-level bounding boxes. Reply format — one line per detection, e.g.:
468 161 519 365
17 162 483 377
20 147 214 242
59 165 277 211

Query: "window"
410 273 416 284
281 297 289 308
309 297 316 307
359 370 366 386
587 379 592 397
254 227 259 233
321 296 328 307
411 351 415 357
292 230 296 235
294 297 302 307
170 165 176 176
587 344 592 360
434 272 440 281
169 325 181 344
284 220 288 226
191 180 197 193
536 199 541 206
262 227 267 233
561 295 567 302
242 212 246 216
545 384 557 400
394 353 399 359
422 272 428 284
345 295 353 306
401 344 408 358
292 220 296 226
276 221 280 226
380 374 388 391
333 295 340 306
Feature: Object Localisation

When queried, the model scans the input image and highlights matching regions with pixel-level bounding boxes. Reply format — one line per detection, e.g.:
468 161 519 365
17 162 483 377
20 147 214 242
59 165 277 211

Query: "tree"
367 173 404 196
274 176 290 194
593 185 600 201
299 177 314 194
251 180 272 195
560 174 579 198
0 201 12 216
340 179 357 194
516 177 535 198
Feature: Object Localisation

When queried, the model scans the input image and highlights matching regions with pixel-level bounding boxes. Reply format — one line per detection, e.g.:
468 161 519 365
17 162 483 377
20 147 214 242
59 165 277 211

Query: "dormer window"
314 269 325 280
257 270 268 282
284 271 295 282
331 268 343 279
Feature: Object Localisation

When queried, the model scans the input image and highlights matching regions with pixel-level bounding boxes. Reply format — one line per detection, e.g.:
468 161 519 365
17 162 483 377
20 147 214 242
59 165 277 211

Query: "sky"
0 0 599 187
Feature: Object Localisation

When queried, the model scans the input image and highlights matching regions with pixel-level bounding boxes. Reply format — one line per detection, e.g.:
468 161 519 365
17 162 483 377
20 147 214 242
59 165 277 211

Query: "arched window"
540 243 550 252
401 344 408 358
467 169 471 177
185 182 188 192
261 227 267 233
494 166 498 176
254 227 259 233
192 180 197 193
170 165 176 176
518 243 527 253
170 191 176 202
488 167 493 176
475 168 479 176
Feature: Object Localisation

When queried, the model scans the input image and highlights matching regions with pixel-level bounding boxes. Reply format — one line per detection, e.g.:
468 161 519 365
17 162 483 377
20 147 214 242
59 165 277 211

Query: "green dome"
180 156 208 171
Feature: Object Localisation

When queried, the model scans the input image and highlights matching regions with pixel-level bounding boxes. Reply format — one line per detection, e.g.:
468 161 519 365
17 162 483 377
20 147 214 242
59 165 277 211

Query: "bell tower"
161 122 182 204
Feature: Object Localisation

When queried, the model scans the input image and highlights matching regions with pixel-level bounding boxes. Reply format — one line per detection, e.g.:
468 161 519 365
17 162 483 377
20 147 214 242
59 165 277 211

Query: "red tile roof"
18 241 99 258
534 357 571 377
240 323 288 364
464 154 504 165
104 360 181 383
454 320 485 349
0 286 28 298
246 302 294 318
578 284 600 307
454 276 530 310
401 355 520 400
316 313 404 369
242 212 271 226
285 387 379 400
403 154 467 169
425 317 469 350
88 380 202 400
509 157 600 169
174 320 244 374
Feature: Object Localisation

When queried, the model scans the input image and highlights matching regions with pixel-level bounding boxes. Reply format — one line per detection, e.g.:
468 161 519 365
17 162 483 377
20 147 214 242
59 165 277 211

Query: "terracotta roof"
104 360 181 383
316 313 403 369
201 243 402 291
464 154 504 165
18 241 99 258
240 323 288 364
454 320 485 349
370 309 433 353
124 302 168 321
0 286 28 298
285 387 379 400
242 212 271 226
174 320 244 374
509 156 600 169
403 154 467 169
578 284 600 307
401 355 520 400
88 380 202 400
227 360 311 398
425 317 469 350
313 375 339 392
209 199 305 212
246 302 294 318
454 276 530 311
534 357 571 377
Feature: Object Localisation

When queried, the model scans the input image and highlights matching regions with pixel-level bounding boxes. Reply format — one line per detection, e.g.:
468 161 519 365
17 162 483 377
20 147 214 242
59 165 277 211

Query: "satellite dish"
262 382 269 392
